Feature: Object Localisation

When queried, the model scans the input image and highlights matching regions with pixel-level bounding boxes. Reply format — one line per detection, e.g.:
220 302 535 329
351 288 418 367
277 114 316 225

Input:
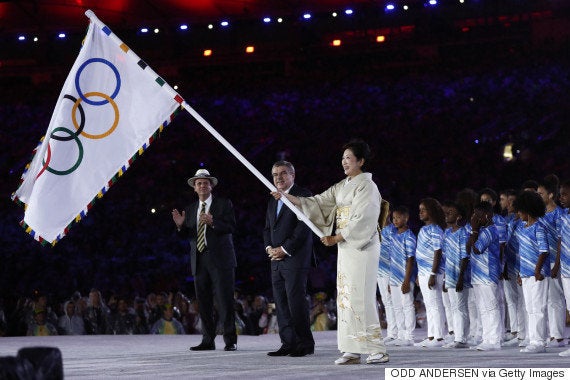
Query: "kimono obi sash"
336 206 350 229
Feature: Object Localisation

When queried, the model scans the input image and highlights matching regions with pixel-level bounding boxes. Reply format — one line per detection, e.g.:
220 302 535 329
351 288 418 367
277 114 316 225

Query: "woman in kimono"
273 139 388 365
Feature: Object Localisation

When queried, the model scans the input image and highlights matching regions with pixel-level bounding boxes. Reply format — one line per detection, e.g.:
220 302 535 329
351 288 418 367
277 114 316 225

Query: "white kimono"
300 172 386 354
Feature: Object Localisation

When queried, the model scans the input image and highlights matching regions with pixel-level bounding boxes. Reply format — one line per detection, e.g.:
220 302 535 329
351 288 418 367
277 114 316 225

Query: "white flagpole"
180 102 325 238
85 10 325 238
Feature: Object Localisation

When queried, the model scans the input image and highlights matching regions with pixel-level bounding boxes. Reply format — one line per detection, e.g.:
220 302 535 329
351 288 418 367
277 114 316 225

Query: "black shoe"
289 346 314 357
190 343 215 351
224 344 237 351
267 347 293 356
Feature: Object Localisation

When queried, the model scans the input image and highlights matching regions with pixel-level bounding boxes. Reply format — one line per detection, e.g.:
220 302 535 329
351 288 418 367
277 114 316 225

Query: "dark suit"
263 184 315 351
179 196 237 346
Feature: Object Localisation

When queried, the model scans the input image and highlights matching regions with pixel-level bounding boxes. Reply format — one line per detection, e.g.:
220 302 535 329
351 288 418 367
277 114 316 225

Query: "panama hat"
187 169 218 188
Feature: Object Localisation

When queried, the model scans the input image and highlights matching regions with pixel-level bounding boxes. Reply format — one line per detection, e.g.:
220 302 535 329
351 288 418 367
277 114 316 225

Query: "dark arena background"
0 1 569 377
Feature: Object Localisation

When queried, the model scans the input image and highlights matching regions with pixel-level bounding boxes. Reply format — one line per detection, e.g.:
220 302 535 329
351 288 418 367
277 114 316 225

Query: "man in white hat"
172 169 238 351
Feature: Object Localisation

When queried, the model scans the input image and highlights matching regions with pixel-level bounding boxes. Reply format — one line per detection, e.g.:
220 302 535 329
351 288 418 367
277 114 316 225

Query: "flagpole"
180 101 324 238
84 10 325 239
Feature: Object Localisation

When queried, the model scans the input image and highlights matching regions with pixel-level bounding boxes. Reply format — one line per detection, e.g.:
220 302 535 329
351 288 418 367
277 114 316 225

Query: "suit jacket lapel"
275 184 297 222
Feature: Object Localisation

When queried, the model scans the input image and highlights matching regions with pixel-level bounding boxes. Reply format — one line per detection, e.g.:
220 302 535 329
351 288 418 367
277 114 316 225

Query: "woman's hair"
420 197 446 230
342 138 372 170
513 190 546 219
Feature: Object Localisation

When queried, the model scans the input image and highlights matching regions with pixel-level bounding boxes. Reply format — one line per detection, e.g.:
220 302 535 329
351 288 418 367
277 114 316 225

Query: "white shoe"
501 337 520 347
475 343 501 351
366 352 389 364
546 339 565 348
384 338 399 346
559 348 570 357
383 336 397 344
334 353 361 365
518 339 529 347
424 339 445 348
467 336 482 345
520 344 546 353
503 332 517 342
394 339 414 347
443 341 469 349
414 338 430 347
444 333 455 343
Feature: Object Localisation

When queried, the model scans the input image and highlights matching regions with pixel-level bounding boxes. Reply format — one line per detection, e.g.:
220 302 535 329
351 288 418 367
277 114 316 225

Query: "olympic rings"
52 95 86 140
37 57 122 178
71 91 119 139
75 58 121 106
42 127 84 176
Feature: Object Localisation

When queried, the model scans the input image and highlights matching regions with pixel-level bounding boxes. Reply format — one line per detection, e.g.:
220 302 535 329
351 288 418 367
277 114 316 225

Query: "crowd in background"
0 39 568 337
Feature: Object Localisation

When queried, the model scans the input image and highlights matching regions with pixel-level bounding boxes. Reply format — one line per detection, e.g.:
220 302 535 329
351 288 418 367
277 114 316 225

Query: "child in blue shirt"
537 175 565 347
414 198 446 348
466 201 502 351
513 191 549 354
441 201 471 348
388 206 417 346
502 192 528 347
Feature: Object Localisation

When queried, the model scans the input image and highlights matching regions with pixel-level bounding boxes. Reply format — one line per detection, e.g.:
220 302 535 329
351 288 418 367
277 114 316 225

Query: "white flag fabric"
12 11 183 245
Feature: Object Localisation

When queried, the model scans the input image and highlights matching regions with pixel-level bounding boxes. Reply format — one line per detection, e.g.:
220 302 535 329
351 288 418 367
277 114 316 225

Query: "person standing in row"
172 169 238 352
414 198 446 347
264 160 315 357
274 139 389 365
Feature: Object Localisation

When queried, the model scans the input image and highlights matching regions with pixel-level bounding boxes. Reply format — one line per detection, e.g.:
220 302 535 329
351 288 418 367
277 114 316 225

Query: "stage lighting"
33 37 39 42
332 39 341 46
220 21 229 27
303 13 311 20
151 208 156 214
503 143 515 162
429 0 438 5
18 35 26 41
246 46 255 53
208 24 214 29
58 33 66 39
376 35 386 43
179 24 188 30
345 9 353 15
277 18 283 23
386 4 395 11
140 28 149 33
332 12 338 17
203 49 212 56
404 5 409 10
154 28 159 34
263 17 271 23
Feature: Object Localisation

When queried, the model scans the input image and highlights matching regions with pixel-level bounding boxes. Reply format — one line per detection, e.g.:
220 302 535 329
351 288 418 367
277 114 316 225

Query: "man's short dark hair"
392 205 409 216
521 179 539 191
272 160 295 174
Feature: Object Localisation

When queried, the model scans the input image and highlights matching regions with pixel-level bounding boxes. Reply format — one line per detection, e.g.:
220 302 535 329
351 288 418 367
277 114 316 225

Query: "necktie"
197 202 207 252
276 199 283 216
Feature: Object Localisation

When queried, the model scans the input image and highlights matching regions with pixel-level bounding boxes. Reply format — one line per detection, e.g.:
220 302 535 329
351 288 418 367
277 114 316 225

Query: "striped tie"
197 202 207 252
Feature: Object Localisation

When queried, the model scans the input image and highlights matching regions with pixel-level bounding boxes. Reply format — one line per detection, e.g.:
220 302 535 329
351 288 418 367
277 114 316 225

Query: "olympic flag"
12 10 183 245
